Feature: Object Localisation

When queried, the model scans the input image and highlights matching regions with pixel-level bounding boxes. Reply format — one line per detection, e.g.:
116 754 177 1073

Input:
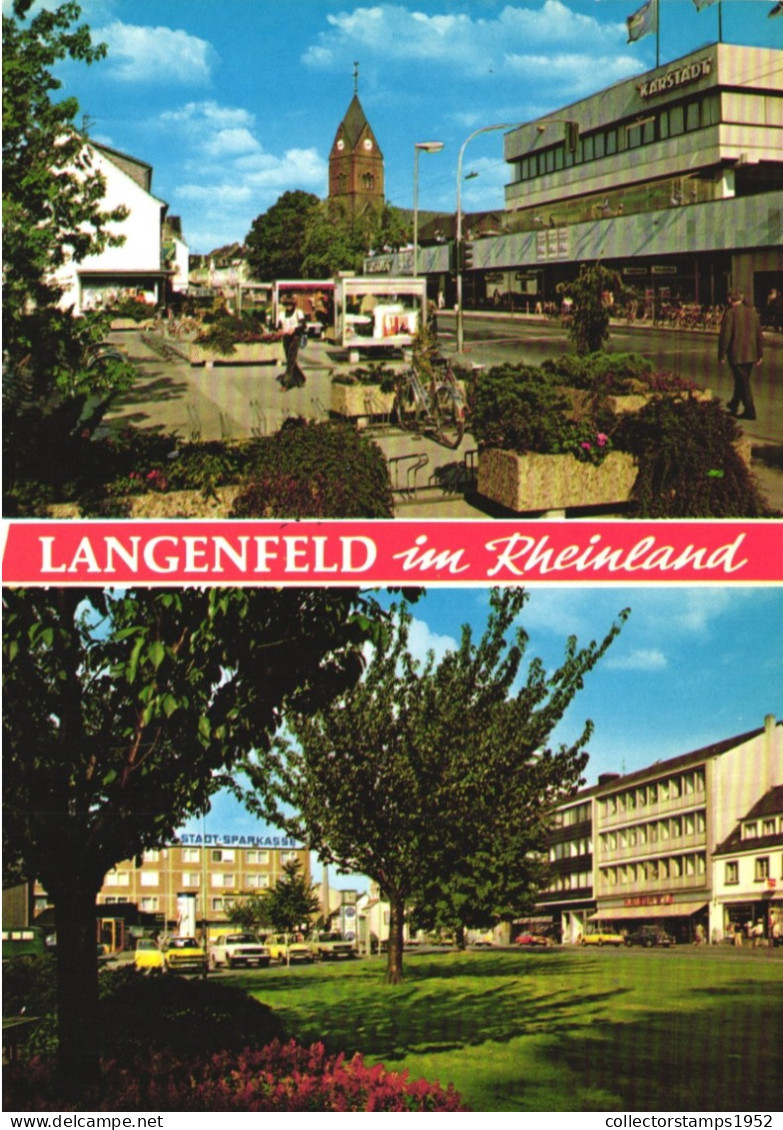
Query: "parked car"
160 935 207 973
266 933 314 964
514 932 551 947
134 938 165 973
209 932 271 969
580 930 624 947
624 926 674 948
307 931 357 961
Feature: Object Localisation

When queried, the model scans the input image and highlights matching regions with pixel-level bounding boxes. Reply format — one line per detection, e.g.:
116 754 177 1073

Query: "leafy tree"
301 201 411 277
247 590 627 983
259 860 320 933
557 262 622 354
2 586 384 1093
245 190 321 281
3 0 133 512
226 894 267 933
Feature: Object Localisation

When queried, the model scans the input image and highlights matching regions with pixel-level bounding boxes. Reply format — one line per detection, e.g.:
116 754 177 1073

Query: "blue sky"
181 584 782 891
25 0 782 252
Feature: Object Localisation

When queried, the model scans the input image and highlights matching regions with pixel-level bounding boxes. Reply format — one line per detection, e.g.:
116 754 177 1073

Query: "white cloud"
96 21 216 84
606 648 668 672
303 1 631 82
406 617 458 667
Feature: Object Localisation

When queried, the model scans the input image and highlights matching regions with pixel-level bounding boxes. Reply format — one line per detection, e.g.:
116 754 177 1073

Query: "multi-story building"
55 139 178 314
33 833 309 947
368 42 782 313
537 714 782 944
713 784 783 942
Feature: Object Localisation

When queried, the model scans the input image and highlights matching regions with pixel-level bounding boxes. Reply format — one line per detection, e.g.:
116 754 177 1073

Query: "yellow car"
133 938 165 973
266 933 314 964
160 935 208 973
580 930 625 947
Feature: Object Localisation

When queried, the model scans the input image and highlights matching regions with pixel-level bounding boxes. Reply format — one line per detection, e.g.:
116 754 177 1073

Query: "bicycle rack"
186 403 202 443
310 395 328 418
362 389 394 432
249 399 267 437
388 452 430 498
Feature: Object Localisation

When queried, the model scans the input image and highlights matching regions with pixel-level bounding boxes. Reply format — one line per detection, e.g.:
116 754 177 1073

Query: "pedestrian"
277 295 306 390
752 921 765 948
718 289 764 420
694 922 706 946
772 919 782 948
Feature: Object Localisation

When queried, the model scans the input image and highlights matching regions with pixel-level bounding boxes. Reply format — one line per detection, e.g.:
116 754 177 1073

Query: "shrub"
231 418 394 518
614 397 773 517
556 262 622 354
541 351 654 392
3 1040 468 1112
104 298 155 322
331 361 399 393
2 960 283 1064
194 313 282 354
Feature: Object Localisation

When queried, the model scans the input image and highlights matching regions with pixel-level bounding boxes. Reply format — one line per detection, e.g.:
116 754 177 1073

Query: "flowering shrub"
3 1040 469 1112
194 313 282 354
541 352 702 399
332 361 399 392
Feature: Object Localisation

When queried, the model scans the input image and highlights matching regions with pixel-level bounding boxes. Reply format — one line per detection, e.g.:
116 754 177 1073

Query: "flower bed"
477 449 638 513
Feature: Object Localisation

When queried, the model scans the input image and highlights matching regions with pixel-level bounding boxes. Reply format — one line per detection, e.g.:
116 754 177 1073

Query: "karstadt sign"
638 57 713 99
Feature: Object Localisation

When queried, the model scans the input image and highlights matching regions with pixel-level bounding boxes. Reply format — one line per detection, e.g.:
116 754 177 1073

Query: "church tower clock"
328 63 385 216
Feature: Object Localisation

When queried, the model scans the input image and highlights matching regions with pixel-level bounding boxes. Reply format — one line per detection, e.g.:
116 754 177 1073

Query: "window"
143 850 160 863
686 101 700 132
181 873 200 887
669 105 685 136
594 133 605 159
140 871 159 887
212 849 235 863
105 871 130 887
140 897 159 912
582 135 594 161
648 784 658 805
606 129 617 156
725 861 739 885
247 850 270 865
762 819 776 837
182 848 200 863
247 874 270 890
754 857 770 882
744 822 758 840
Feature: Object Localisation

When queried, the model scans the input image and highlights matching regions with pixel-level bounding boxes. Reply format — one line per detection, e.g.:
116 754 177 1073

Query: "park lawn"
241 948 783 1112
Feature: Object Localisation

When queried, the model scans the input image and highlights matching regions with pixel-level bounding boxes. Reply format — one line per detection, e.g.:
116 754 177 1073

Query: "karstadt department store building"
401 43 783 312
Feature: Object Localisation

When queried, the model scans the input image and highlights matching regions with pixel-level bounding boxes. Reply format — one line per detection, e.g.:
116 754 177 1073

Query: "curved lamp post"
456 123 516 353
413 141 444 277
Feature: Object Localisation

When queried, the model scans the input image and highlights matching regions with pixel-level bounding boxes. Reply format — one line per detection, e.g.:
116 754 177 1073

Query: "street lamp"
413 141 444 277
455 123 516 353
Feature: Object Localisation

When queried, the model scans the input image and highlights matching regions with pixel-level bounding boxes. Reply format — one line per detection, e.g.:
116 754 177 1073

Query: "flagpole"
718 0 723 43
656 0 660 68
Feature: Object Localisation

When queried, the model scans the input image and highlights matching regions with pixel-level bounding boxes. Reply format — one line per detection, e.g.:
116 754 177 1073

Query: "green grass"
234 948 783 1112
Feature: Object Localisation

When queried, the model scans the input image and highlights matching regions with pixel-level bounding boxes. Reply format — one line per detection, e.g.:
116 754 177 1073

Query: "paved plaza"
105 314 783 517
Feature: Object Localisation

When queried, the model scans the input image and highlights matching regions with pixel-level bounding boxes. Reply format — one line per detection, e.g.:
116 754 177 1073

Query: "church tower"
328 64 384 216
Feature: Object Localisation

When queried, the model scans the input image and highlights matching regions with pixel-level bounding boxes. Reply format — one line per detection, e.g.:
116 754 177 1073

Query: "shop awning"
590 901 706 921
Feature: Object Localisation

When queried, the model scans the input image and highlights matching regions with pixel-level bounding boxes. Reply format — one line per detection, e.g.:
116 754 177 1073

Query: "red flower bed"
4 1039 468 1112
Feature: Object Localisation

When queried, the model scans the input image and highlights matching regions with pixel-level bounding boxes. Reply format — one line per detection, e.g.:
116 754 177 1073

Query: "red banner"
2 520 781 586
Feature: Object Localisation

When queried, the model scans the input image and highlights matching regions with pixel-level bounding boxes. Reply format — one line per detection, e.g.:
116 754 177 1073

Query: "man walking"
718 289 763 420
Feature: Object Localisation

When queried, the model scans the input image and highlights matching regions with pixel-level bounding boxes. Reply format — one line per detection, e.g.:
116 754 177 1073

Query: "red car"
514 932 551 947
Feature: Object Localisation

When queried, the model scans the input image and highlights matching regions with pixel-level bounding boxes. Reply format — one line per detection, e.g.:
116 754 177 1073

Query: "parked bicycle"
393 356 465 449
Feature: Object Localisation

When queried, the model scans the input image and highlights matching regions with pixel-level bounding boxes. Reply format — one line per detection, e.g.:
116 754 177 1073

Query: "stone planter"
189 341 284 367
330 383 397 425
47 486 244 519
606 388 712 415
110 317 155 331
477 448 638 513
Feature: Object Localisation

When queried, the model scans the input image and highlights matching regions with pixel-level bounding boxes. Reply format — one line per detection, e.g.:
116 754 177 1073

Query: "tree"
248 590 628 983
300 201 411 278
259 860 320 934
557 262 622 354
2 0 133 512
245 190 321 281
2 586 383 1093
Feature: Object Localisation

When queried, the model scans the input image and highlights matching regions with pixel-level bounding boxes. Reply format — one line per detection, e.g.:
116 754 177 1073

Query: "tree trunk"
456 923 466 950
385 895 406 984
53 880 102 1096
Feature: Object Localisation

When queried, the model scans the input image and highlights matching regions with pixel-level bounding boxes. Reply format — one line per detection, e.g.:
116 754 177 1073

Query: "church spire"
353 60 359 95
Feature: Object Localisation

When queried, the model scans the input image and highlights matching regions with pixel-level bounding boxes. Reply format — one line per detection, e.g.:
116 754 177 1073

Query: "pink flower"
597 433 608 447
581 441 592 451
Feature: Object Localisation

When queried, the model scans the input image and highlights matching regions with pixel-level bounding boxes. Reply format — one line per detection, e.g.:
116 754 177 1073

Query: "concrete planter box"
478 448 638 513
189 341 284 367
110 317 155 331
330 383 397 424
47 486 244 519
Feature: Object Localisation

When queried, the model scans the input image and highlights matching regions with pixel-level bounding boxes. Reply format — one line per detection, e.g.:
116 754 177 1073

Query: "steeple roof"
340 94 371 150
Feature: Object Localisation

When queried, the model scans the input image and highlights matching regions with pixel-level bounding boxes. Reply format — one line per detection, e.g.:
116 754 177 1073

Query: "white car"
208 932 271 969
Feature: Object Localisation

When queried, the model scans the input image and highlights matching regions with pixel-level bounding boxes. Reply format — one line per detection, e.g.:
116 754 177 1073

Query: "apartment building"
537 715 782 943
713 784 783 941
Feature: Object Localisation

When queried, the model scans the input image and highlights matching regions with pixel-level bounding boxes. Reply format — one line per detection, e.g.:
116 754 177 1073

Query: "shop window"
725 861 738 885
754 857 770 882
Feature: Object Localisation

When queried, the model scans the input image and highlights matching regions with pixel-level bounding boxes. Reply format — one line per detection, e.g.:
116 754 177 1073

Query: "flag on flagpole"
692 0 718 11
768 1 782 17
627 0 657 42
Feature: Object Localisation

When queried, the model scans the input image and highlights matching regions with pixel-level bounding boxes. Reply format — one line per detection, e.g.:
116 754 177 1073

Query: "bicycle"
393 356 465 449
